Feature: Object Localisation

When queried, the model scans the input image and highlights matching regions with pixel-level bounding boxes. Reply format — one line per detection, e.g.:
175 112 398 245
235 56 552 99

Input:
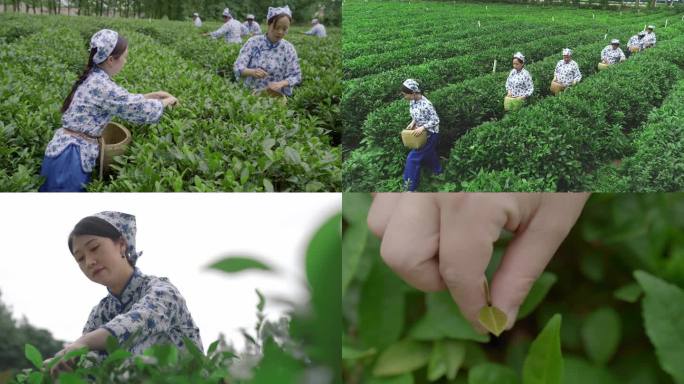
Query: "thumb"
490 193 588 329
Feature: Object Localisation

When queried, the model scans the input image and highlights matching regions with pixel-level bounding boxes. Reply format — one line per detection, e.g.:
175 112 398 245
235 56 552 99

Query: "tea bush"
0 14 341 191
343 193 684 384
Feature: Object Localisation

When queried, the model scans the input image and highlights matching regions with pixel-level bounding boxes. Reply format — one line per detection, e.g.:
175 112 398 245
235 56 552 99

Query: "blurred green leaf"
427 341 448 382
613 283 643 303
372 339 431 377
58 372 87 384
562 356 620 384
518 272 558 319
248 338 302 384
443 340 466 380
343 345 377 360
579 253 604 283
581 307 621 365
523 314 563 384
409 291 489 343
27 371 42 384
208 256 272 273
469 362 520 384
24 344 42 369
343 193 372 224
366 374 414 384
360 259 406 349
634 270 684 384
343 223 370 297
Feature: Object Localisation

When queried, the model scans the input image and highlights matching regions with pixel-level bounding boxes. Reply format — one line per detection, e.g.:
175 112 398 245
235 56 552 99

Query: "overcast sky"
0 193 340 353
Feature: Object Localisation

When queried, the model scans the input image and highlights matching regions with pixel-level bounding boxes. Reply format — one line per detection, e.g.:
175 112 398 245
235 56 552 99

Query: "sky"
0 193 340 353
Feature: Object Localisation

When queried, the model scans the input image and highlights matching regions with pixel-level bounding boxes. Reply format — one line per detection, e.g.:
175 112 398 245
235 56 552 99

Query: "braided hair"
61 35 128 113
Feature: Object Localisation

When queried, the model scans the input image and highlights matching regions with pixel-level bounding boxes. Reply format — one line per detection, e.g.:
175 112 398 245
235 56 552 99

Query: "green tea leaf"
366 374 414 384
342 222 369 297
518 272 558 319
443 340 466 380
613 283 643 303
248 338 302 383
581 307 621 365
523 314 563 384
373 339 431 377
409 291 489 343
562 356 620 384
342 345 377 360
342 193 372 224
427 341 448 382
24 344 42 369
208 256 272 273
468 362 520 384
360 260 406 349
478 305 508 337
634 270 684 383
57 372 87 384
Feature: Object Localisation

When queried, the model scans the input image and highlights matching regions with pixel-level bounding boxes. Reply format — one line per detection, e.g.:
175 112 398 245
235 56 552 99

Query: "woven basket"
98 122 131 179
597 62 609 71
401 129 427 149
254 88 287 105
629 47 640 53
550 81 566 96
504 96 524 112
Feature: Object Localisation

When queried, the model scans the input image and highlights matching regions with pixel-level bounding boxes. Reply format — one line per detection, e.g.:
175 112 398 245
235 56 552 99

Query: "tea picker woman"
601 39 626 66
401 79 442 192
233 6 302 97
241 14 261 36
626 31 645 58
39 29 177 192
642 25 656 49
551 48 581 95
204 8 243 44
304 18 327 38
505 52 533 111
47 211 203 375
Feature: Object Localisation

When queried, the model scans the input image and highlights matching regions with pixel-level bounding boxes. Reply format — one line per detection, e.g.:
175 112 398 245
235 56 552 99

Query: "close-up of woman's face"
269 16 290 41
71 234 128 285
107 47 128 76
512 58 523 70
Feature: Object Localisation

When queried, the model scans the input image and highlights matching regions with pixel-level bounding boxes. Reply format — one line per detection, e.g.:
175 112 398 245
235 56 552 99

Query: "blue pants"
39 144 91 192
403 132 442 191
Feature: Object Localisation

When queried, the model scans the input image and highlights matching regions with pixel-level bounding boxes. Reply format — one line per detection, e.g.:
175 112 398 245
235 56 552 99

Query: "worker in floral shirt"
552 48 582 93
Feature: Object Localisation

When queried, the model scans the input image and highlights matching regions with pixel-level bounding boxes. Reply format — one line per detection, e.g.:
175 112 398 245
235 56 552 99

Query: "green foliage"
11 213 341 383
208 256 273 273
0 13 341 191
343 194 684 383
342 0 684 191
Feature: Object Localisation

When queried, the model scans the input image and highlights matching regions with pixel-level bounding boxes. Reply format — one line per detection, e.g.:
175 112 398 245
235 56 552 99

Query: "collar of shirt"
261 34 281 49
108 268 145 307
92 66 112 80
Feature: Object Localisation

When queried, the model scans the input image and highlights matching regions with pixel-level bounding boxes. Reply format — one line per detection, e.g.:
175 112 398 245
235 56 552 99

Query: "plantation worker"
192 12 202 28
233 6 302 96
204 8 242 44
401 79 442 192
552 48 581 93
642 25 656 48
241 14 261 36
46 212 203 375
626 31 645 57
505 52 533 111
39 30 177 192
304 18 327 38
367 193 589 333
601 39 626 65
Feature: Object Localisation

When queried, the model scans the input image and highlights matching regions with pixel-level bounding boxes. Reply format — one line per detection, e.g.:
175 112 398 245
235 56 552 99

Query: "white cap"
193 12 198 17
647 25 655 29
513 51 525 62
611 38 620 44
562 48 572 56
246 14 255 19
312 18 319 24
222 8 231 17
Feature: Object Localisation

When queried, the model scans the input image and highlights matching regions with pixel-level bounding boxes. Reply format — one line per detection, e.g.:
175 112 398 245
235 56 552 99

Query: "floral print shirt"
642 32 656 47
210 19 243 44
627 35 643 51
305 24 327 38
506 68 534 97
44 67 163 173
233 35 302 96
409 97 440 134
241 21 261 36
601 46 626 64
554 60 582 87
83 268 203 355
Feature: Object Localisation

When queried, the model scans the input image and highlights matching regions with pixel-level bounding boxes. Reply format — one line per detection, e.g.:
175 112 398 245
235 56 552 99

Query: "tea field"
342 1 684 192
0 14 341 191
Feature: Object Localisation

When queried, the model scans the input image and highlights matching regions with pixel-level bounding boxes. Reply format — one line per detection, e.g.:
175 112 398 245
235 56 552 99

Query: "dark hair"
68 216 133 266
61 35 128 113
401 85 417 95
268 13 292 25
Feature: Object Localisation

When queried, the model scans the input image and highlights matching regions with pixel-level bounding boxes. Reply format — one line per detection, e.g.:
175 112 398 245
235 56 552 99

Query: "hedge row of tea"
342 0 684 191
0 14 341 191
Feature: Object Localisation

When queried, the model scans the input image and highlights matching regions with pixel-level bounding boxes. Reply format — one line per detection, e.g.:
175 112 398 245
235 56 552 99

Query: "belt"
62 128 100 143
